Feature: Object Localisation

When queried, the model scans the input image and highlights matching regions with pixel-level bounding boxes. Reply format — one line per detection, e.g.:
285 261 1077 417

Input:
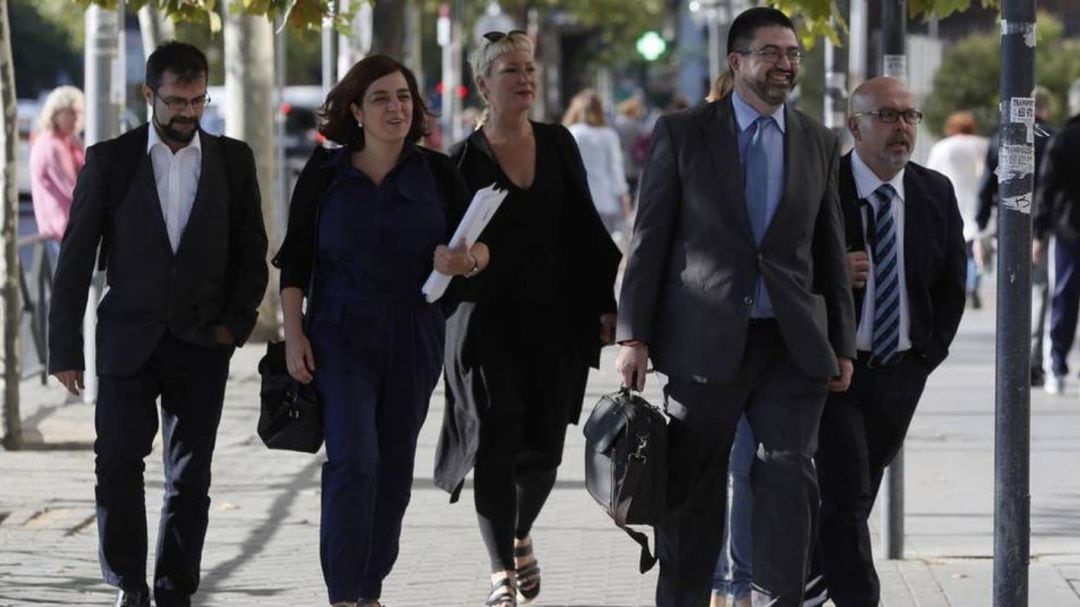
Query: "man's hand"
214 325 235 346
616 343 649 391
1033 239 1046 267
848 251 870 289
828 356 854 392
599 313 617 345
53 370 85 397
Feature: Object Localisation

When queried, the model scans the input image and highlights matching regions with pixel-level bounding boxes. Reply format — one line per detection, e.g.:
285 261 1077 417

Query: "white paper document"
422 184 508 303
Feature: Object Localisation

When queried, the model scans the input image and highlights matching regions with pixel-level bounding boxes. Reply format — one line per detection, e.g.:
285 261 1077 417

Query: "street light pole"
994 1 1035 605
878 0 906 561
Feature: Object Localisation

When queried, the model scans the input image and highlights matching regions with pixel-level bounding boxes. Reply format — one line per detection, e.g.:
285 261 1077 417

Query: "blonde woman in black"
433 30 621 607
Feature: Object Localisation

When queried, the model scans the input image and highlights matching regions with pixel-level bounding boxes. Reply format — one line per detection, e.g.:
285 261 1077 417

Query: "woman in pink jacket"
29 85 85 260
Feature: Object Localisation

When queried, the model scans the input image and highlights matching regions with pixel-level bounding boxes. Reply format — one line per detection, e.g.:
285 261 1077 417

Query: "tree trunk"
0 0 22 450
224 10 280 341
370 0 405 58
137 3 175 59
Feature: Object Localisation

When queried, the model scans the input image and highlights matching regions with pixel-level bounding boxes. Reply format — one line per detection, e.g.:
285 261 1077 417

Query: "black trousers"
472 351 584 571
657 322 828 607
811 353 930 607
94 333 232 607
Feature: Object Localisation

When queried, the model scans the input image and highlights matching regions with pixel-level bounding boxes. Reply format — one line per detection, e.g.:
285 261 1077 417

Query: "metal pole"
823 0 850 132
994 1 1035 604
877 0 906 561
82 2 124 405
275 16 288 252
321 2 338 95
880 0 907 79
848 0 868 87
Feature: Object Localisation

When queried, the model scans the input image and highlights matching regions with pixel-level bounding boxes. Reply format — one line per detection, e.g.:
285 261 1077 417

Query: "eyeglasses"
482 29 527 43
155 92 211 112
853 108 924 125
737 46 806 64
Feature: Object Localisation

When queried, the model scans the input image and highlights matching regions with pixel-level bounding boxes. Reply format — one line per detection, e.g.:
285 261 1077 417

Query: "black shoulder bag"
582 386 668 573
257 149 334 453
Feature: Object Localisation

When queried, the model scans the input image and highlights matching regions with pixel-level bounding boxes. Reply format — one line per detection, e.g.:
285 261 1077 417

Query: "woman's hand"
285 330 316 384
599 313 617 345
434 238 477 276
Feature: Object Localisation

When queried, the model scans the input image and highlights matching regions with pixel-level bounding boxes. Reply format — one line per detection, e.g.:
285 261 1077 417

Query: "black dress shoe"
116 588 150 607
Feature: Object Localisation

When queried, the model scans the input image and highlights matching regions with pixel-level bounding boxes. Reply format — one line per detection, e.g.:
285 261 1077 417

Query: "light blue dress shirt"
731 90 786 318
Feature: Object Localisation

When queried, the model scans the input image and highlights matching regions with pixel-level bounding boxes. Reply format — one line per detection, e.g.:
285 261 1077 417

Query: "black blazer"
840 153 967 370
617 98 856 382
48 124 269 376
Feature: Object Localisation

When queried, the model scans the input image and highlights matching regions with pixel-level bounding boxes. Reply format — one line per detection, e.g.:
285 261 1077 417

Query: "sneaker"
1046 374 1066 395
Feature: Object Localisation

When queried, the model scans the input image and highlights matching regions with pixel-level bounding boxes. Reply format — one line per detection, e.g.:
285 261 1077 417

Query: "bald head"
848 76 919 180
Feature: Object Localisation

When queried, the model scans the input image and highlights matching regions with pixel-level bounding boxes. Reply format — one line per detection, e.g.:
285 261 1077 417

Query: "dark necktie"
871 183 900 363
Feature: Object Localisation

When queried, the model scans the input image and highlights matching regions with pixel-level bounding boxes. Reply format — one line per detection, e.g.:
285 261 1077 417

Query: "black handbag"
583 387 668 573
257 341 323 453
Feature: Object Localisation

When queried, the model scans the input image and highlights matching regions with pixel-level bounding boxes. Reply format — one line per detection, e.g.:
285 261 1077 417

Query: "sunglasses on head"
482 29 527 43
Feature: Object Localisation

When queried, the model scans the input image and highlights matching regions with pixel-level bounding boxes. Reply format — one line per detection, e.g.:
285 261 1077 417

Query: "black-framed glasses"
853 108 924 125
154 91 211 112
737 46 806 64
482 29 527 43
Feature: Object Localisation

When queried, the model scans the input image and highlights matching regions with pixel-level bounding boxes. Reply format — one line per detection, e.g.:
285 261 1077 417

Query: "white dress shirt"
851 149 911 352
147 126 202 253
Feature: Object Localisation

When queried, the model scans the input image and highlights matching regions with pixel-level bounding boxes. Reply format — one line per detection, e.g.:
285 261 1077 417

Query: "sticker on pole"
1001 20 1037 47
1008 97 1036 126
1001 193 1033 214
997 144 1034 179
882 54 907 80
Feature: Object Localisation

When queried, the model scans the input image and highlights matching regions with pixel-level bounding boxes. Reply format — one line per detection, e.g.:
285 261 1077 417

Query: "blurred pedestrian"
433 29 621 607
29 85 85 263
1033 79 1080 396
48 41 269 607
614 96 648 200
706 71 734 103
616 7 856 605
976 86 1055 386
562 89 632 237
809 76 966 607
926 111 989 308
273 55 485 607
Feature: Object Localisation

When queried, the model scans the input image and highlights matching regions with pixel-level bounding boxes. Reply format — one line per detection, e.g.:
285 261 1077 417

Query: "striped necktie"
871 183 900 364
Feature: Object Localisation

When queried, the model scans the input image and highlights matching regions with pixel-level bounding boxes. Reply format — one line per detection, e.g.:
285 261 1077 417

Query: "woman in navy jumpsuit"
273 56 486 607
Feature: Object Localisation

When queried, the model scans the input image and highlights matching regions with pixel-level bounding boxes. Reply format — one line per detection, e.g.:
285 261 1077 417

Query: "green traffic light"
636 31 667 61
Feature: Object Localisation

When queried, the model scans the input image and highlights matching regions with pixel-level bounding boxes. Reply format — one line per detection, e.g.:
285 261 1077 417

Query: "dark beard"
749 71 795 106
153 112 199 144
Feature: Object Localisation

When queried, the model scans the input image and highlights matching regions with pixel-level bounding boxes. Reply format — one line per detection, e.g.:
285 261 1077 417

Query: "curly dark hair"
318 55 430 150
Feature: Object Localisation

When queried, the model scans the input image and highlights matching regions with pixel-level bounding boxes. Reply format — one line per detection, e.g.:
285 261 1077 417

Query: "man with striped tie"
808 76 967 607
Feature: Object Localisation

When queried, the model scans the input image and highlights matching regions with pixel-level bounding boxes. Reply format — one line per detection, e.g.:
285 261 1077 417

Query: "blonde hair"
36 85 84 134
706 72 734 103
562 89 607 127
470 31 534 101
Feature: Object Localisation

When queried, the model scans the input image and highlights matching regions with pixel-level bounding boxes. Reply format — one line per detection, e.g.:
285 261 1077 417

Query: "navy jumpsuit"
310 146 447 602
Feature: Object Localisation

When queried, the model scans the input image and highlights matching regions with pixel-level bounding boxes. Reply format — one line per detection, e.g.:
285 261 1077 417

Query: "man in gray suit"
616 7 856 606
49 42 268 607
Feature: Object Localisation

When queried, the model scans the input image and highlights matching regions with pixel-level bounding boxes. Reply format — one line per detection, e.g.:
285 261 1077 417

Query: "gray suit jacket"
616 97 856 382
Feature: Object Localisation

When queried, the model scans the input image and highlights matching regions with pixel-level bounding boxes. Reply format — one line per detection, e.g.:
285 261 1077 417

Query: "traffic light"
636 31 667 62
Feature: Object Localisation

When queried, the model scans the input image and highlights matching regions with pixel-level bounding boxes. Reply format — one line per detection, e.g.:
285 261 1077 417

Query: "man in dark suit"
615 7 856 606
809 76 966 607
48 42 268 607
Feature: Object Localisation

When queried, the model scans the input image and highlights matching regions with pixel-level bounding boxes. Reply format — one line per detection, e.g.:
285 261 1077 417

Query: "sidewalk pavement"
2 290 1079 606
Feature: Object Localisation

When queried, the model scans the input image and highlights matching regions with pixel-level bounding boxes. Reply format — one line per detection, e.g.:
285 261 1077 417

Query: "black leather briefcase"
583 387 667 572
